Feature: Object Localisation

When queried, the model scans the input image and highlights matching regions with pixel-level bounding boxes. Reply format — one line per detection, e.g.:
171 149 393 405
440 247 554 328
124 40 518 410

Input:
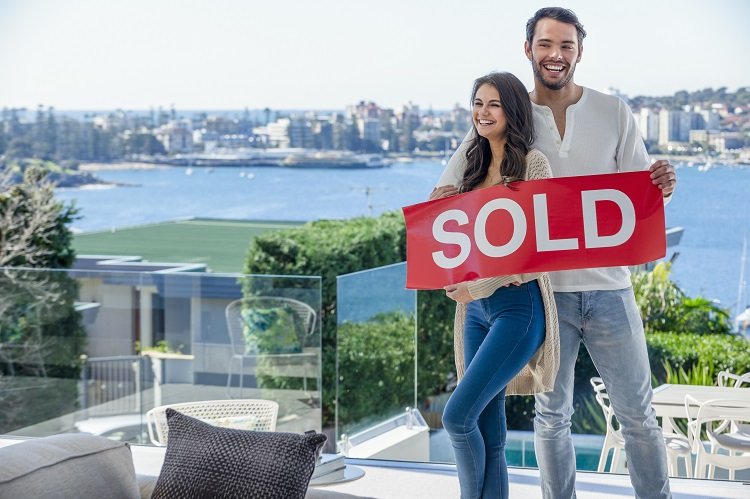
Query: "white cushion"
0 433 139 498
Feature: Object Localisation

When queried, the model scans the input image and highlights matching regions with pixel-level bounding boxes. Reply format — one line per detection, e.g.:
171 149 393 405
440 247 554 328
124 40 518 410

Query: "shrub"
244 212 406 428
415 290 456 400
337 312 416 435
632 263 731 334
646 331 750 382
661 358 716 386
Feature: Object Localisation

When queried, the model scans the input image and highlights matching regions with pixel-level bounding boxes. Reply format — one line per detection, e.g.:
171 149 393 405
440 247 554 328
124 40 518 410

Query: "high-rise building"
357 117 381 151
698 109 721 131
266 118 291 148
658 110 690 145
155 120 193 154
288 118 314 148
638 108 660 144
312 121 333 150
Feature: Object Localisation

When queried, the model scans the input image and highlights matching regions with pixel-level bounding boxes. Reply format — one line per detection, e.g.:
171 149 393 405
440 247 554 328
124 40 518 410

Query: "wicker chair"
225 297 317 398
146 398 279 446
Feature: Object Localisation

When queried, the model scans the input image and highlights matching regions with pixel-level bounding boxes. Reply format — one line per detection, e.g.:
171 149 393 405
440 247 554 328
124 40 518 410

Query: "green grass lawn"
73 218 303 273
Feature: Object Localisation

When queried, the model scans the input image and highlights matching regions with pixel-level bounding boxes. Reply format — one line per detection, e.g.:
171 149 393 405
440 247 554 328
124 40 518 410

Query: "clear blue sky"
0 0 747 110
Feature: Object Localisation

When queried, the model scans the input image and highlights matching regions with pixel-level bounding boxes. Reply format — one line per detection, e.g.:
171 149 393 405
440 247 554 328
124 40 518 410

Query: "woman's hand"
429 185 459 201
444 282 473 304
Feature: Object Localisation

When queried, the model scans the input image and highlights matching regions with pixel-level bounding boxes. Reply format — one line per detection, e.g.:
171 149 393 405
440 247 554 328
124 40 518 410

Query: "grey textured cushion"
0 433 140 499
151 408 327 499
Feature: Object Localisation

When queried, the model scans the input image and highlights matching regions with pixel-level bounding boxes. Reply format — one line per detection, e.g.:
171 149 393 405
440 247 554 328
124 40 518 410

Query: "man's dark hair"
526 7 586 46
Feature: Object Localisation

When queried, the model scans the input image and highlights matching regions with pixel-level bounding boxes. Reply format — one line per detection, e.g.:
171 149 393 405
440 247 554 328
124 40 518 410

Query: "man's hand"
444 282 473 304
649 159 676 197
429 185 459 201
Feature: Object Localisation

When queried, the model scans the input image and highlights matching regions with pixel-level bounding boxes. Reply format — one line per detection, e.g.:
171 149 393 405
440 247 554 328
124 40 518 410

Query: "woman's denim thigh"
443 281 546 499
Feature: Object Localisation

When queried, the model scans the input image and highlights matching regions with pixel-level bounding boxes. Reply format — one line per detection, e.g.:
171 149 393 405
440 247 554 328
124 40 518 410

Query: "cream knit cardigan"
450 149 560 395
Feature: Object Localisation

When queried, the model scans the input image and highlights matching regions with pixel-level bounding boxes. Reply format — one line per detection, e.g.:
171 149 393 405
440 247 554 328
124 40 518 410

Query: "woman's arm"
445 150 553 304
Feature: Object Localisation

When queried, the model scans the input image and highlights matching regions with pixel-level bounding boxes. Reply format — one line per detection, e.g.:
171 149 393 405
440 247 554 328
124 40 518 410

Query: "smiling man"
436 6 676 499
521 8 674 499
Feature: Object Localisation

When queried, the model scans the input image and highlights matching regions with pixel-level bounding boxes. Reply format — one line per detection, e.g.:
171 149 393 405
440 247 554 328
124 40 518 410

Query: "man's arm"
429 129 473 201
436 129 472 187
615 99 676 201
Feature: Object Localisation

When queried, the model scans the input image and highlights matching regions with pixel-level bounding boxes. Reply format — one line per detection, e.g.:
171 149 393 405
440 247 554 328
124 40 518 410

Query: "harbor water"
56 161 750 311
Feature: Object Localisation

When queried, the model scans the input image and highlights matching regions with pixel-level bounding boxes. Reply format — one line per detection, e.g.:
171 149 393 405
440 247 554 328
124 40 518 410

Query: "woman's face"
472 83 507 143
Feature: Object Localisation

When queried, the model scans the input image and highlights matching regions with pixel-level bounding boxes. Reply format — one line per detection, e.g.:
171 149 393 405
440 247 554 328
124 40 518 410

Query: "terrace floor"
6 380 749 498
3 419 749 498
127 444 750 499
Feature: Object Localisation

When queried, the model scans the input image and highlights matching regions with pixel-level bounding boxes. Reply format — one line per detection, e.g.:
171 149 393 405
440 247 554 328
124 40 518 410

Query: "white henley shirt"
438 86 662 292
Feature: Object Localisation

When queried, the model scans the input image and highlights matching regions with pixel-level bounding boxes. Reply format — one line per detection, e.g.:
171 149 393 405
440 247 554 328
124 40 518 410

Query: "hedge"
244 211 748 435
244 213 408 429
337 312 416 436
646 332 750 381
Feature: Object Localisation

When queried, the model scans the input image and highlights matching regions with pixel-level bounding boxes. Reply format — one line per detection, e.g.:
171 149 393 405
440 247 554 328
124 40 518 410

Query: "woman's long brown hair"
460 72 535 192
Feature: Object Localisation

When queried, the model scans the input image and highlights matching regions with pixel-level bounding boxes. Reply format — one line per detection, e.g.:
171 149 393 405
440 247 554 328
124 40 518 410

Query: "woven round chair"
146 399 279 446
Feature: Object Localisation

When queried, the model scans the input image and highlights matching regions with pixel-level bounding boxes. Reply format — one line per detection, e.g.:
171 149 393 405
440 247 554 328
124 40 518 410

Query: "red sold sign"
402 171 665 290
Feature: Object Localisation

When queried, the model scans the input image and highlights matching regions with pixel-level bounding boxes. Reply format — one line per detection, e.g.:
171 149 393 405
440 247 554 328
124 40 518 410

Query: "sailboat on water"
734 236 749 337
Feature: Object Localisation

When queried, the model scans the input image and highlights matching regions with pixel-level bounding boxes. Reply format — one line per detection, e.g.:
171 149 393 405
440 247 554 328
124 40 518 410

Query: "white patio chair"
714 370 750 477
590 377 692 477
717 370 750 389
146 398 279 446
685 395 750 480
225 296 317 398
716 371 750 433
590 377 625 473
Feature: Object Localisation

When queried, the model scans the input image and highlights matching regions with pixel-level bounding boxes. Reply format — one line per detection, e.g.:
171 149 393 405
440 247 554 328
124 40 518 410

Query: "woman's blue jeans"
442 280 546 499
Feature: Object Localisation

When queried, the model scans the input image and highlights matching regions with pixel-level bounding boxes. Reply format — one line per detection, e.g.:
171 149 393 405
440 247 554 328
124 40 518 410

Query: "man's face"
524 18 582 91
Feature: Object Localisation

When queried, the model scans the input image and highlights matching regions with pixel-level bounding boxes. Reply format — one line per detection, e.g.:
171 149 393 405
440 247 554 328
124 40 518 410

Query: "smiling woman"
460 72 535 192
426 71 560 499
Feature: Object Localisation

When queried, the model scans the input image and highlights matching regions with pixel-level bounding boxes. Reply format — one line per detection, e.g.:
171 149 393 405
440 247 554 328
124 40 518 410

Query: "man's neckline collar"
531 86 588 111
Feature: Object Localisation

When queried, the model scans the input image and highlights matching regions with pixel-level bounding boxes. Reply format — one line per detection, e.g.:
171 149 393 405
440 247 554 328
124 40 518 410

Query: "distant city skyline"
0 0 748 111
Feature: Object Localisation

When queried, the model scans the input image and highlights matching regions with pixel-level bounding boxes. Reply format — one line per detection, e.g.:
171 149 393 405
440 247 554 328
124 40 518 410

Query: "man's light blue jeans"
533 288 671 499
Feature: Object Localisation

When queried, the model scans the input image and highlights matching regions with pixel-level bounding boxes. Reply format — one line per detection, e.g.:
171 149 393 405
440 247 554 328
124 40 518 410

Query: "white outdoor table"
651 384 750 433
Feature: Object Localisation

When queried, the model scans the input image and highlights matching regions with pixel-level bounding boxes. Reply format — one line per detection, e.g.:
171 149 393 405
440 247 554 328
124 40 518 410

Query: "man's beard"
532 58 576 90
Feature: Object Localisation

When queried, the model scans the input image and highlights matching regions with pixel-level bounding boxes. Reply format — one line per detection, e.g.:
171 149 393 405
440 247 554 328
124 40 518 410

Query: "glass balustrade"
333 262 602 470
6 262 745 481
334 262 426 460
0 267 322 444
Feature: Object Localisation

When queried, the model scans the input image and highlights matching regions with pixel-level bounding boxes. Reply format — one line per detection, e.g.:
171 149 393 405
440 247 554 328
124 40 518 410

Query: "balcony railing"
1 263 748 483
0 266 322 440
